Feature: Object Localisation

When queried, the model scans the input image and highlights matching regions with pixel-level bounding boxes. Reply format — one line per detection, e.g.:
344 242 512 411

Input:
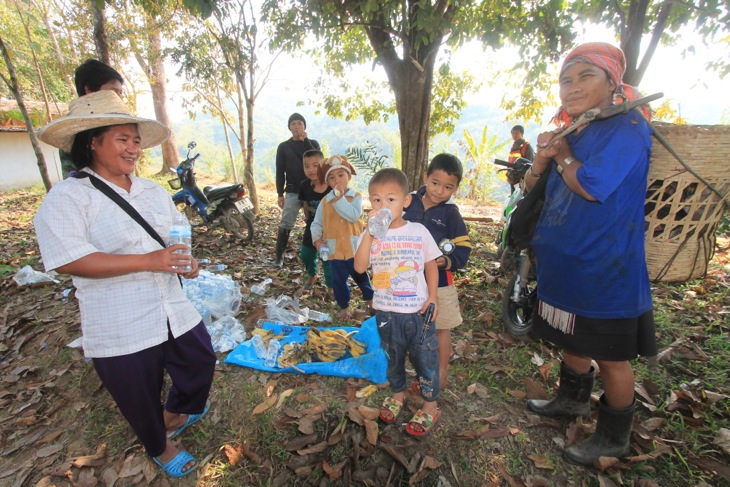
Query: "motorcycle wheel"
221 206 254 243
176 202 204 227
502 273 536 338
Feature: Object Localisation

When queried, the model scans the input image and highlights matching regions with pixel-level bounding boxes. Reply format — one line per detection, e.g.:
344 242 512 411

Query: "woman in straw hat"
521 43 656 466
33 90 215 478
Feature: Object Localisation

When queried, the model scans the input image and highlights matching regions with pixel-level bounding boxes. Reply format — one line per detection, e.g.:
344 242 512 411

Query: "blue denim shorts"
375 310 440 401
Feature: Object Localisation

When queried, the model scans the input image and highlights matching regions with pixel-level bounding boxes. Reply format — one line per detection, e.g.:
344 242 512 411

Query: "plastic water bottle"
251 278 272 295
319 244 330 261
368 208 392 239
251 334 268 359
306 309 332 323
264 339 281 368
170 212 192 272
206 264 227 272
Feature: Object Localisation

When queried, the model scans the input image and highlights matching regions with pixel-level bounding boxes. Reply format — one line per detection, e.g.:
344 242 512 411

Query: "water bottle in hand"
368 208 392 239
170 212 192 272
264 338 281 368
319 244 330 261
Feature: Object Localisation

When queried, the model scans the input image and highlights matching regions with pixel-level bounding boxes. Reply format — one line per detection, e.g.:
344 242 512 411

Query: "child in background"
311 155 374 321
404 153 471 390
354 168 442 437
297 149 333 297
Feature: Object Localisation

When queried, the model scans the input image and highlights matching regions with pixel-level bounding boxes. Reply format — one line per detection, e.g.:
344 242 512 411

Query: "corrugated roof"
0 98 69 132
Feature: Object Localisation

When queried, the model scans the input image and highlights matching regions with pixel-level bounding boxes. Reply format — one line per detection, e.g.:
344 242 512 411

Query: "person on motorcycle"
522 42 656 466
274 113 321 267
508 125 535 163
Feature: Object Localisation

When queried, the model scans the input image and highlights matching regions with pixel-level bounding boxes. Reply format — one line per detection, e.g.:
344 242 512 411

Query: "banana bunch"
306 328 367 362
278 342 311 369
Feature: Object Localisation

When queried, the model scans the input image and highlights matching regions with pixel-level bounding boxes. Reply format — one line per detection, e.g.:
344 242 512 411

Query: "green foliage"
570 0 730 84
345 141 392 179
457 125 510 201
0 0 78 103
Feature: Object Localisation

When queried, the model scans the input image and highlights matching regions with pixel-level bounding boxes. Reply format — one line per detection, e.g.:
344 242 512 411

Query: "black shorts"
532 306 657 361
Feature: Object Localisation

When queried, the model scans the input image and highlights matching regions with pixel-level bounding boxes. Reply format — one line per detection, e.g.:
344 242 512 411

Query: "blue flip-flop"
167 401 210 439
153 450 198 478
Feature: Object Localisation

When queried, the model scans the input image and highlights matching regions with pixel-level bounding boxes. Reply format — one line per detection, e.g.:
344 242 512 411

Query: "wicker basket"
644 124 730 282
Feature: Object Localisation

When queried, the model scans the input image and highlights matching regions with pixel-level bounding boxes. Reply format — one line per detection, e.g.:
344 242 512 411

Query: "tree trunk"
35 0 75 94
218 90 237 182
244 86 258 213
621 0 649 86
52 0 79 65
0 36 53 192
146 30 178 174
362 8 443 191
91 0 110 64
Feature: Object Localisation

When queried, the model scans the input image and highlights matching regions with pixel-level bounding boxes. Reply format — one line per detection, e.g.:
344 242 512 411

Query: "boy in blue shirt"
404 153 471 389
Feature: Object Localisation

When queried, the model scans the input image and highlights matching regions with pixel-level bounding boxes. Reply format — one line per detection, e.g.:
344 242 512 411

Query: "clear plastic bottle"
368 208 392 239
206 264 227 272
264 338 281 368
251 334 268 359
306 309 332 323
250 278 272 295
319 244 330 261
170 212 192 272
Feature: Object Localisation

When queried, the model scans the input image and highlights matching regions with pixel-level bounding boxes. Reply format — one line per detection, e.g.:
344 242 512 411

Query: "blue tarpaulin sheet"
224 316 388 384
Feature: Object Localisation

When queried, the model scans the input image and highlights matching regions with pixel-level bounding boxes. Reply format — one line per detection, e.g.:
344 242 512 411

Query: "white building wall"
0 132 63 190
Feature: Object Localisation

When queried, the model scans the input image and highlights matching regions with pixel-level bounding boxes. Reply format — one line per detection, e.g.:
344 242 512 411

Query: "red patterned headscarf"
552 42 650 127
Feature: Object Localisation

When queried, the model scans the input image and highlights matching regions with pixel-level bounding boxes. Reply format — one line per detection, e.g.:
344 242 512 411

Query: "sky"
254 25 728 127
148 23 729 141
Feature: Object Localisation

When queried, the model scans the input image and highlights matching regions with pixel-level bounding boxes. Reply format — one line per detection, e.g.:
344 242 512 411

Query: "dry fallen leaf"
713 428 730 455
527 454 552 470
297 416 316 435
594 455 621 472
224 443 244 466
357 405 380 421
276 388 295 408
524 378 548 400
296 440 328 456
322 459 348 480
364 419 379 445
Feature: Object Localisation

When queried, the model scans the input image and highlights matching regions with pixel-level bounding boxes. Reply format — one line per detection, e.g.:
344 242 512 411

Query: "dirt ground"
0 187 728 487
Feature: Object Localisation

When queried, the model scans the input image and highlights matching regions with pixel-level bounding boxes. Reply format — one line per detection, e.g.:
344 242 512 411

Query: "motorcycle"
168 141 255 243
494 157 537 339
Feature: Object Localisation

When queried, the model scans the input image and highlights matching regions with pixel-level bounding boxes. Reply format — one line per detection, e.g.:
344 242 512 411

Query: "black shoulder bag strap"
73 172 184 286
73 172 166 248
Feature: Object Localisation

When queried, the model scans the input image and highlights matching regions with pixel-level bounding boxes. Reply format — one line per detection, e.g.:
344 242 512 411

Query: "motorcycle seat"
204 184 244 202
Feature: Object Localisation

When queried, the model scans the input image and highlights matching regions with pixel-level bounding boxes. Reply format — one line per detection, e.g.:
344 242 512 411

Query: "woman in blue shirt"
522 42 656 466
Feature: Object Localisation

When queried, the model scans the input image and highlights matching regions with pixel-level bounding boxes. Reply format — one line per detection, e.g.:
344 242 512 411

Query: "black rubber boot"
527 361 594 419
564 394 636 466
274 228 290 268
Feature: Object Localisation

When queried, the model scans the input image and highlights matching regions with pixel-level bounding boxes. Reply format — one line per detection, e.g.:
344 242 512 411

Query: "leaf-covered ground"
0 186 728 487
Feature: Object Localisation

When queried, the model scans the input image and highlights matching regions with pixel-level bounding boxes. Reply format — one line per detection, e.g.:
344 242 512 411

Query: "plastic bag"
13 265 59 286
264 294 307 324
207 316 247 353
225 316 388 383
183 270 242 319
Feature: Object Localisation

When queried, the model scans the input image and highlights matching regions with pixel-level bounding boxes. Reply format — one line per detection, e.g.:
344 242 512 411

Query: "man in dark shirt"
274 113 321 267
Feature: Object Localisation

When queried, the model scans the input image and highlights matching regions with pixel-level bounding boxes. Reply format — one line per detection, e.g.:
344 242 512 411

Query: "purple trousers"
93 321 216 457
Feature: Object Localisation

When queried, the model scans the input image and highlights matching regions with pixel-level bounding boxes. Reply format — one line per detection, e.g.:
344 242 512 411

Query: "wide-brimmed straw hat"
37 90 170 152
